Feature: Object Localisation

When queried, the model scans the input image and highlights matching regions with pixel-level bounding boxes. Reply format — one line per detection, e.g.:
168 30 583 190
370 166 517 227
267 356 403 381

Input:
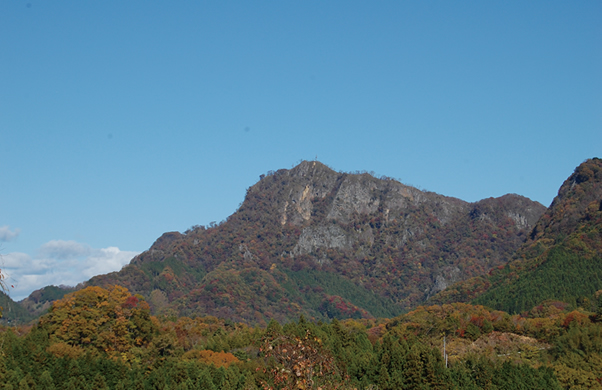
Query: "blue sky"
1 1 600 300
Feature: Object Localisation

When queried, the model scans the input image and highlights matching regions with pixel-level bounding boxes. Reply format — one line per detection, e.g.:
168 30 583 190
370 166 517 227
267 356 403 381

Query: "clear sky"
1 1 600 300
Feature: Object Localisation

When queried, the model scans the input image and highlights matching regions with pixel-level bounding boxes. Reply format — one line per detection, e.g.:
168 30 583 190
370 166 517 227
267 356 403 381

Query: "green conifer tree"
265 319 282 337
404 345 426 390
377 362 391 390
176 378 193 390
92 373 110 390
38 371 56 390
114 380 127 390
17 374 35 390
3 369 21 390
239 374 258 390
196 368 216 390
64 375 88 390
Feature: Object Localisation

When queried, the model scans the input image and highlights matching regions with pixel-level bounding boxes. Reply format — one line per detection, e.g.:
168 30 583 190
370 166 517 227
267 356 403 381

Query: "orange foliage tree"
37 285 156 359
182 349 240 368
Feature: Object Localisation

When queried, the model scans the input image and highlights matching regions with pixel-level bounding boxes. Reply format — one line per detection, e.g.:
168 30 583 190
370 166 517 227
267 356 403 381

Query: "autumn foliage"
38 285 156 360
1 159 602 388
2 286 602 388
259 327 344 389
182 349 239 368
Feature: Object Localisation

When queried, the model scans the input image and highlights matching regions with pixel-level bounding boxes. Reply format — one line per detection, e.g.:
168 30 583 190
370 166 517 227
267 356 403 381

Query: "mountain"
0 285 77 325
431 158 602 313
0 291 34 324
80 161 543 325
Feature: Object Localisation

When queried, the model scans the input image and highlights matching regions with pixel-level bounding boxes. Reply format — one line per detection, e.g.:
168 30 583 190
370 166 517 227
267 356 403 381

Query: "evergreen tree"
464 358 494 390
146 368 170 390
3 369 22 390
114 380 127 390
197 368 216 390
17 374 36 390
403 344 426 390
265 319 282 337
38 371 56 390
377 362 391 390
176 379 193 390
448 365 480 390
239 374 258 390
92 373 110 390
64 375 88 390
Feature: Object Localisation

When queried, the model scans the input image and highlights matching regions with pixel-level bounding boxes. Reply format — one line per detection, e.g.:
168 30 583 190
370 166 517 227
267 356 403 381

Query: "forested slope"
432 158 602 313
82 161 543 324
3 285 602 389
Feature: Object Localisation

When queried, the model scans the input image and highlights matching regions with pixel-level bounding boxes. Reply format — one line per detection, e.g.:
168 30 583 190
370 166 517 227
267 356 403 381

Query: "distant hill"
431 158 602 313
0 291 34 325
80 161 544 325
0 285 75 325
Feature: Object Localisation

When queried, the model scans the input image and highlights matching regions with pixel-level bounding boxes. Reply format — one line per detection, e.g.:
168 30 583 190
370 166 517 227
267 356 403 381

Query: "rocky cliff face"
83 160 545 324
276 161 464 227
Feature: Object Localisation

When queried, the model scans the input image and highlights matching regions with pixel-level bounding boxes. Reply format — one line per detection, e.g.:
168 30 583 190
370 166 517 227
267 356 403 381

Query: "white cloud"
1 241 140 301
1 252 31 268
39 240 91 259
0 226 20 242
81 247 139 279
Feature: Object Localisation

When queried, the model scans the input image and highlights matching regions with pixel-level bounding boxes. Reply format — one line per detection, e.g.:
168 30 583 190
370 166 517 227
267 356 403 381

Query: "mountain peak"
289 160 334 176
530 158 602 243
76 162 546 324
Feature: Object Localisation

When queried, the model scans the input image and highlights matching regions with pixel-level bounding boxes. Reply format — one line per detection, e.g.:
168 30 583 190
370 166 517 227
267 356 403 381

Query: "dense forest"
1 285 602 389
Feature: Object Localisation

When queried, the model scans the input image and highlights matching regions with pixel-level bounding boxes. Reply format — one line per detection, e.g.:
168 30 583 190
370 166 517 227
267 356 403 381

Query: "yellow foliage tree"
38 285 156 359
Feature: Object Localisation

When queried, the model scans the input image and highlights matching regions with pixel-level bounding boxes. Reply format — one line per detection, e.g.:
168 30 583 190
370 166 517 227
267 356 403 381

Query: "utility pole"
444 334 448 368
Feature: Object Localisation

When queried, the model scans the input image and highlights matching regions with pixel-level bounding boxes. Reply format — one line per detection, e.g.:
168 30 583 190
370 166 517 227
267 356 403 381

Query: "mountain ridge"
79 160 544 324
6 160 547 325
430 158 602 312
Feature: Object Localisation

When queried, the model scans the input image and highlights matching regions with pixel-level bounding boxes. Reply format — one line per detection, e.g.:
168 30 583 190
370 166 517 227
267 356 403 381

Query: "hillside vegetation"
1 159 602 388
81 161 544 324
432 158 602 313
2 285 602 389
